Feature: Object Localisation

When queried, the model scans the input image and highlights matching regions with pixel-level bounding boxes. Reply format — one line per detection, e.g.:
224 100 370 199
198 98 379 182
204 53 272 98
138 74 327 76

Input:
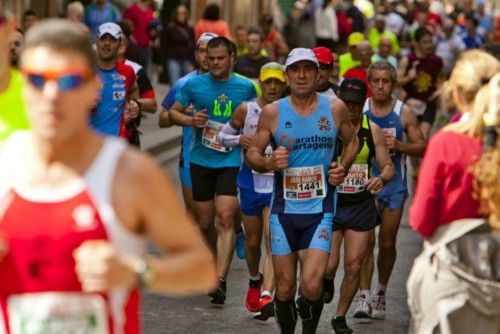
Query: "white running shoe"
371 290 386 320
353 294 371 319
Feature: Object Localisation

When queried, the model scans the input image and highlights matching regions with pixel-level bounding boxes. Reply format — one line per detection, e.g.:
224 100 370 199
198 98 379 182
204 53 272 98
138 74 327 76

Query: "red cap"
312 46 334 65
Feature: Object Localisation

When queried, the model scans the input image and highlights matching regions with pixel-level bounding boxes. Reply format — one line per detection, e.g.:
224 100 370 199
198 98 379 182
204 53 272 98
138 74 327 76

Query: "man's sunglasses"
22 69 93 92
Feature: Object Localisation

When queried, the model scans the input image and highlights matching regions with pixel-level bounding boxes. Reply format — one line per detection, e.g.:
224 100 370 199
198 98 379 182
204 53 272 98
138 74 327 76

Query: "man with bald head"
373 37 398 70
367 14 400 57
344 41 374 95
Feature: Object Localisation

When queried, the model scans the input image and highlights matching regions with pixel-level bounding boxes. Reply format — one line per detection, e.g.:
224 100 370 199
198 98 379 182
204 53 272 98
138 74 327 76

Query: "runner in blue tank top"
355 60 425 321
168 37 257 306
159 33 217 216
217 62 286 319
247 48 359 334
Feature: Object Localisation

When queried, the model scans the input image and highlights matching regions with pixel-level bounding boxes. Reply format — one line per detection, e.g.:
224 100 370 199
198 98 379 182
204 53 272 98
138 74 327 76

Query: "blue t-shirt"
161 70 198 169
91 67 127 136
176 73 257 168
271 95 338 215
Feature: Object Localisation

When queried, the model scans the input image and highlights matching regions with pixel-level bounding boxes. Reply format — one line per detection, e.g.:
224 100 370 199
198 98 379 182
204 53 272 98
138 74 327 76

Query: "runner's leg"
214 195 238 280
336 229 369 316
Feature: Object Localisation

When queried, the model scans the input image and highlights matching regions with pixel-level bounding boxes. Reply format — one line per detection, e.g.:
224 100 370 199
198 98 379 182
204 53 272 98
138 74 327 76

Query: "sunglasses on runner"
22 69 93 92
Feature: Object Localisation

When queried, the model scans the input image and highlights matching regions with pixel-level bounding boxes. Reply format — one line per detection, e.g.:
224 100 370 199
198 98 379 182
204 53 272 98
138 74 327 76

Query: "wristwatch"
133 259 154 289
379 175 389 185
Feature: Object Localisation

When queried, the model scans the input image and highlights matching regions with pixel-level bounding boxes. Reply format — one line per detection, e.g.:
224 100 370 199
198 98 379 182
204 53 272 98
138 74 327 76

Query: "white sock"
250 274 261 281
360 290 371 301
376 283 386 294
261 290 272 298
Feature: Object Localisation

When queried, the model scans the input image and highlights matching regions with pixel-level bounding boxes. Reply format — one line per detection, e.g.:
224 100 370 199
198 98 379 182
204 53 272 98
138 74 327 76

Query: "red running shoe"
245 274 262 312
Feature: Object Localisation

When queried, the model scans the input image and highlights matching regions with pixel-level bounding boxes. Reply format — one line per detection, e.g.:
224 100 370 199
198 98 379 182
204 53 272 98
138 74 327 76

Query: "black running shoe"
331 316 353 334
209 278 226 305
323 278 334 304
252 295 274 321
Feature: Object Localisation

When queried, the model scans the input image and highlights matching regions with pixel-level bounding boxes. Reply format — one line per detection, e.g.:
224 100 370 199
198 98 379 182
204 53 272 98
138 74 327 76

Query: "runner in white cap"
247 48 359 334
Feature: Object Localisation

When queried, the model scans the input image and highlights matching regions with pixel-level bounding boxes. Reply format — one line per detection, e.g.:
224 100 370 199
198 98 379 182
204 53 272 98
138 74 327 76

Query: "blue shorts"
334 198 378 231
376 190 408 210
270 213 333 255
238 187 271 216
179 166 192 188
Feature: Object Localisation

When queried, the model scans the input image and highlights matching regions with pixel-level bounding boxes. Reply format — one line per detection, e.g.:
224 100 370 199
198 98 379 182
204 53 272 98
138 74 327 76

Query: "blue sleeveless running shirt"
363 98 407 195
271 95 338 214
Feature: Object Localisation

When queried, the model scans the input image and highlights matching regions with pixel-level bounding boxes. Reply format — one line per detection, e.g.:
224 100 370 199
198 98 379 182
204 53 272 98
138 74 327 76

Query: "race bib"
337 164 369 194
8 292 109 334
283 165 326 200
201 120 232 153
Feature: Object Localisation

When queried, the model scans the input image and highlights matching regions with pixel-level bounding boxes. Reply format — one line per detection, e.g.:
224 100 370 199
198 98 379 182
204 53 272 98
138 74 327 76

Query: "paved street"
138 83 422 334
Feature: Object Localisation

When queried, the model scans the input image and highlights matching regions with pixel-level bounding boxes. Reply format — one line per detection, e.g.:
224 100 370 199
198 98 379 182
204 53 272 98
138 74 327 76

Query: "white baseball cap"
197 32 218 46
98 22 122 39
285 48 319 70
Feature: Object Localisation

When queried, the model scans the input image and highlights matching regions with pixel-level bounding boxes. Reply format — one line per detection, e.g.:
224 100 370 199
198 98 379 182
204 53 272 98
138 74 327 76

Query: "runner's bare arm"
128 82 140 100
246 103 283 173
0 235 7 263
75 150 217 295
137 97 157 114
168 101 193 126
396 57 415 87
429 68 446 101
120 151 217 294
159 107 174 128
275 34 290 58
398 105 426 157
124 84 141 125
365 122 395 191
332 99 359 170
228 102 247 130
329 99 358 185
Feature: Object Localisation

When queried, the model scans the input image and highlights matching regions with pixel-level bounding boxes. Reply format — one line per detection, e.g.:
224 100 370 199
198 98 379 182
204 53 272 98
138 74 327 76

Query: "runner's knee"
275 277 296 300
245 232 261 249
344 256 362 277
300 274 323 299
215 209 236 229
378 238 396 254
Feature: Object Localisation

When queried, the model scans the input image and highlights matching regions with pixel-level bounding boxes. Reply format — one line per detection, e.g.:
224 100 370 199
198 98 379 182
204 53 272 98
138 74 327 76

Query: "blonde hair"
443 50 499 137
471 74 500 231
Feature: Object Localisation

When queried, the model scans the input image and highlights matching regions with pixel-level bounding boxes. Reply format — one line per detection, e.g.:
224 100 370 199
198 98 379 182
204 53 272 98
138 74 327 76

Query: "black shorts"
417 100 437 125
333 197 379 231
190 163 239 201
